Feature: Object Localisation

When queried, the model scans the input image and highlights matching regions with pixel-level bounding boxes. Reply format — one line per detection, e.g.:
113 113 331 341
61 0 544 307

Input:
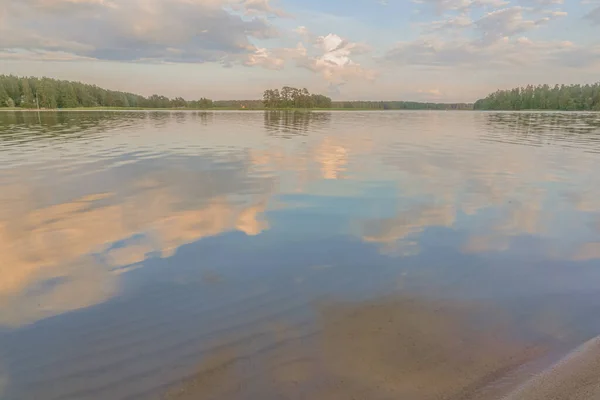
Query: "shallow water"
1 110 600 400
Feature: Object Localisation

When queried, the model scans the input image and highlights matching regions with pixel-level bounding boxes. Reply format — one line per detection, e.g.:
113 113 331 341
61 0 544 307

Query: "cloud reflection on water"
1 110 600 329
0 153 271 327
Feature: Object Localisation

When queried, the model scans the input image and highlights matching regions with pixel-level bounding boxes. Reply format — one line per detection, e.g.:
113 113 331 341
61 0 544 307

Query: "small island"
262 86 333 109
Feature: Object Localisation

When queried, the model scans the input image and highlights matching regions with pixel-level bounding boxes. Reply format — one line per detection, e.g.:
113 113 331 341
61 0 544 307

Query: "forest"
4 74 599 112
474 83 600 111
0 75 213 109
263 87 333 109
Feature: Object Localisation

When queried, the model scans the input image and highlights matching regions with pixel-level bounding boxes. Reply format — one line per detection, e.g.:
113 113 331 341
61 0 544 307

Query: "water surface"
1 110 600 400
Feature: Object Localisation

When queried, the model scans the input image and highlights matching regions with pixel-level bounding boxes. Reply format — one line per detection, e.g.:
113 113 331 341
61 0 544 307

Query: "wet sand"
502 336 600 400
164 297 579 400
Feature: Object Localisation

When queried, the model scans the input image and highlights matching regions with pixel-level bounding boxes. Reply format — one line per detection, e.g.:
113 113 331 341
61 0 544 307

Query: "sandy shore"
165 296 596 400
502 336 600 400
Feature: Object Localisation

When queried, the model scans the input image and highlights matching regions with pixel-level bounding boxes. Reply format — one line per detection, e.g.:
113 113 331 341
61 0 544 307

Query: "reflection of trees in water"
0 110 147 130
0 111 215 147
263 111 331 138
0 111 330 145
482 112 600 151
0 111 146 146
147 111 213 126
190 111 213 126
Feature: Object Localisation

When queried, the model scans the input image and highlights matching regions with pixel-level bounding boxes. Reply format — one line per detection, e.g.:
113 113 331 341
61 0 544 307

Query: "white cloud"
474 6 560 44
235 0 291 17
422 13 473 33
418 88 444 98
0 0 285 65
385 1 574 73
245 48 286 69
0 0 593 98
544 10 568 17
518 0 564 6
384 36 589 69
0 49 96 61
294 26 311 39
299 33 376 83
244 43 307 69
413 0 509 14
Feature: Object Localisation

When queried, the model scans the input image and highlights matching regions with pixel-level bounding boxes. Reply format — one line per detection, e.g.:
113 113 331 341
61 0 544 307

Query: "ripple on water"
1 111 600 400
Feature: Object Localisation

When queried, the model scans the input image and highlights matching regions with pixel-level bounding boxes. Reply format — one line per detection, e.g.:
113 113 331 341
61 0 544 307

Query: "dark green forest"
0 75 213 109
263 87 333 108
0 76 471 111
4 75 598 112
474 83 600 111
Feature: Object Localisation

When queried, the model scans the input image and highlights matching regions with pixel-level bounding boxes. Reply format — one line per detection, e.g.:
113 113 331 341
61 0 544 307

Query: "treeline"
0 75 213 109
263 87 333 108
330 101 473 110
213 100 264 109
474 83 600 111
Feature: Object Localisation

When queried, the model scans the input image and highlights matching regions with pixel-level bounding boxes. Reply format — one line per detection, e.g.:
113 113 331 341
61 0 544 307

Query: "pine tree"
0 83 9 107
2 75 20 105
37 78 58 109
20 79 36 108
57 82 79 108
474 82 600 111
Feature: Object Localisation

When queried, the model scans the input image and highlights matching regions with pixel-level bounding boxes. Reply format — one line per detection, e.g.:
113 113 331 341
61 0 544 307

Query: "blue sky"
0 0 598 101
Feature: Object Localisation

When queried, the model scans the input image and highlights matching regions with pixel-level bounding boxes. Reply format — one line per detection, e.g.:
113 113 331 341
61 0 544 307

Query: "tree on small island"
263 86 332 109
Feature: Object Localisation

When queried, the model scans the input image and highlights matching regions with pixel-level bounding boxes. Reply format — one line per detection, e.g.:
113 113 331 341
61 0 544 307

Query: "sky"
0 0 598 102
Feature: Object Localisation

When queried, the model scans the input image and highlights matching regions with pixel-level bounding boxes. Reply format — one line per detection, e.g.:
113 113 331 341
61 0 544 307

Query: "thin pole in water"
35 92 41 124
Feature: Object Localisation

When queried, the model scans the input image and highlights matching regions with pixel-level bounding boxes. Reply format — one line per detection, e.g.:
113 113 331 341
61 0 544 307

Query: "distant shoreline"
1 108 597 112
0 107 470 112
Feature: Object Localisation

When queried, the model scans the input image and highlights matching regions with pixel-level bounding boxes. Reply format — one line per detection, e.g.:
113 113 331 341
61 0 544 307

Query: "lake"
1 110 600 400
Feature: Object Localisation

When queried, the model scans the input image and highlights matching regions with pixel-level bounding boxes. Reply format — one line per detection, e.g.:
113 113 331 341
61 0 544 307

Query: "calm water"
1 110 600 400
